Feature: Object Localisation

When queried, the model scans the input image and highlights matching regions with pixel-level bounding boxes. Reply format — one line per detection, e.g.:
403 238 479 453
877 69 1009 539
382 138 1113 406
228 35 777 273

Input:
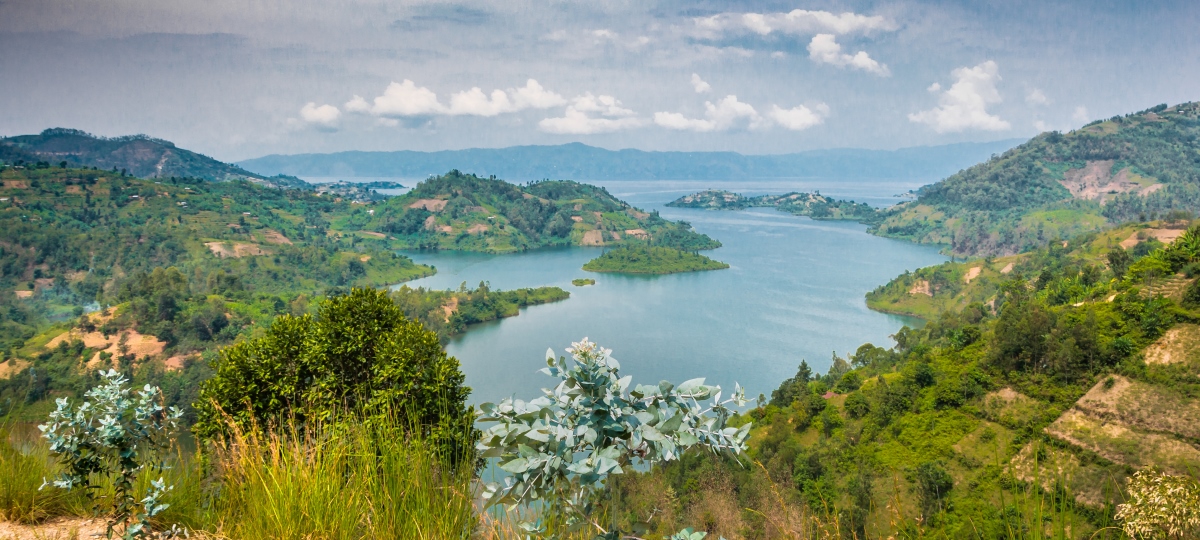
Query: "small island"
582 246 729 274
572 278 596 286
667 189 878 221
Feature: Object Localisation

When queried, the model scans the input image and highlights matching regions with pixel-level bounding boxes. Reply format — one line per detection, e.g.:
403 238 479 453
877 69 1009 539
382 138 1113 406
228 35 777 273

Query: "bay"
393 178 947 406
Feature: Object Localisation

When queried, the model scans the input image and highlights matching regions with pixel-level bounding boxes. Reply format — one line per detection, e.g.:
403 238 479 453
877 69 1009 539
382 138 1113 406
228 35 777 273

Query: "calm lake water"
386 178 947 406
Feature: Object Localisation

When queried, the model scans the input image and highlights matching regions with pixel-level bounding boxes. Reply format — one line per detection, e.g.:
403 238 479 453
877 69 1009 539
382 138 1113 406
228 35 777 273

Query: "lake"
387 178 947 406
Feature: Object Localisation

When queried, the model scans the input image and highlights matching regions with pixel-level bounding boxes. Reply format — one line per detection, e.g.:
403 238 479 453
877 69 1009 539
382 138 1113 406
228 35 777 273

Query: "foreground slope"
873 102 1200 256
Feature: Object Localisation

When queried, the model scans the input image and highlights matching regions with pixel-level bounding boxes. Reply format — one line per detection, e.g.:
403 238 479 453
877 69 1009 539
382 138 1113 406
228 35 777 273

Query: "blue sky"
0 0 1197 160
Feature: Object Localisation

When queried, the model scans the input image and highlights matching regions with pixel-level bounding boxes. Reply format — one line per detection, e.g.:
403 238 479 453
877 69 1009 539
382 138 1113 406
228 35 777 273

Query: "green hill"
666 189 879 221
0 128 306 188
356 170 721 253
873 102 1200 256
582 246 729 274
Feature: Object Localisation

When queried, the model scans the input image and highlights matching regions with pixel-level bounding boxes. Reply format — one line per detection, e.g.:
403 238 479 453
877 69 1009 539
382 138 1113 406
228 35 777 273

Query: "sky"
0 0 1197 161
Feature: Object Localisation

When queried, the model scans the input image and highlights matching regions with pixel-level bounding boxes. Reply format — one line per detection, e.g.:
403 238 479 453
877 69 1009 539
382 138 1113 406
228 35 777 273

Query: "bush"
39 370 183 538
193 288 477 466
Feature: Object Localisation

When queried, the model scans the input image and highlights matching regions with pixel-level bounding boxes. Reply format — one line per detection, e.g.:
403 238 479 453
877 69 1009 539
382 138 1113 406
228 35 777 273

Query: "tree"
193 287 476 464
911 461 953 521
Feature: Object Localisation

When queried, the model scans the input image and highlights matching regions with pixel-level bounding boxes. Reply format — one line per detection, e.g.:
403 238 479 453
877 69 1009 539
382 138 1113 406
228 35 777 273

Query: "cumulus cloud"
691 73 711 93
769 103 830 130
298 102 341 129
908 61 1011 133
364 79 446 117
538 93 642 134
807 34 889 76
694 9 895 38
654 95 765 132
347 79 565 119
1026 88 1049 106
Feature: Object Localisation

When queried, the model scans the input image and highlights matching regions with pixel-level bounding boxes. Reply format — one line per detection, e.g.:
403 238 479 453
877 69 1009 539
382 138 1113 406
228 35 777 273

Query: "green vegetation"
582 246 729 274
192 288 477 464
360 170 720 253
872 102 1200 256
391 282 569 337
667 189 880 221
0 128 305 188
571 278 596 286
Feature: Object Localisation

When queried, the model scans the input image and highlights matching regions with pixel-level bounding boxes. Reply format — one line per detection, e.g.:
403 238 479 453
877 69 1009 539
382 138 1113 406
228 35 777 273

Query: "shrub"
476 338 750 537
39 370 183 538
1116 468 1200 539
193 287 477 465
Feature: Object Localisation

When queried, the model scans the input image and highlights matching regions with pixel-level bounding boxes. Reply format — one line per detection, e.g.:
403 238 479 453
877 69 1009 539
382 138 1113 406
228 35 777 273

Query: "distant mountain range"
0 128 306 188
236 140 1026 182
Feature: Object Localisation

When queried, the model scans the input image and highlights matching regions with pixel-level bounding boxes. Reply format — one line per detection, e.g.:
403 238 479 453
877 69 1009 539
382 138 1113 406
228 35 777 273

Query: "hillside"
667 189 879 221
236 140 1023 181
620 222 1200 538
354 170 720 253
0 128 307 188
872 102 1200 256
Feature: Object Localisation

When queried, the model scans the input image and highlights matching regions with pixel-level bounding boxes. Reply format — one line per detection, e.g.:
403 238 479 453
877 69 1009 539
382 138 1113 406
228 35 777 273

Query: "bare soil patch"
570 216 583 222
981 388 1048 428
1144 323 1200 366
907 280 931 296
408 198 447 212
261 229 293 245
1008 442 1120 508
441 296 459 322
0 358 30 379
1059 160 1161 203
360 231 387 239
624 228 648 239
963 267 981 284
2 180 29 189
581 230 605 246
47 328 166 369
0 517 105 539
204 242 269 258
13 290 31 299
1074 375 1200 439
467 223 489 234
1119 228 1186 249
1045 409 1200 474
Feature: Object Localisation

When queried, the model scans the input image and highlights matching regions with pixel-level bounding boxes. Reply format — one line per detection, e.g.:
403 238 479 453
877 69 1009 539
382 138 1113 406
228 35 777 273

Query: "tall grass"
0 414 87 524
198 412 477 539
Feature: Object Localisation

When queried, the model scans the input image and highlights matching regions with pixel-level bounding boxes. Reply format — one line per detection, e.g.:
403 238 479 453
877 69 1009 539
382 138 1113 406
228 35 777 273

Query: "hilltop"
0 128 307 188
236 140 1023 181
873 102 1200 256
354 170 720 254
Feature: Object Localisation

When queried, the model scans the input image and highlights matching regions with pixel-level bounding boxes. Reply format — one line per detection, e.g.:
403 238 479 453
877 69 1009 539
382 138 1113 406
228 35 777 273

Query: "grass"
0 415 87 524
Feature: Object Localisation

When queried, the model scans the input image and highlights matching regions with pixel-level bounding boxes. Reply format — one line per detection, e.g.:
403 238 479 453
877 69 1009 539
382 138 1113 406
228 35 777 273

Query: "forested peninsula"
667 189 879 221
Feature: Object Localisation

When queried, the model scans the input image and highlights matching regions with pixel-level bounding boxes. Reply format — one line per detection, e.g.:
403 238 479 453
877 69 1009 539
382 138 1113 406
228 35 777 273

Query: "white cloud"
1073 105 1090 123
695 9 895 38
927 83 941 93
691 73 711 93
510 79 568 109
807 34 889 76
771 51 787 59
570 93 635 117
447 87 513 116
654 95 764 132
769 103 829 131
908 61 1011 133
538 93 641 134
1033 120 1050 132
298 102 340 128
367 80 447 117
348 79 565 120
344 95 371 113
1026 88 1049 106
